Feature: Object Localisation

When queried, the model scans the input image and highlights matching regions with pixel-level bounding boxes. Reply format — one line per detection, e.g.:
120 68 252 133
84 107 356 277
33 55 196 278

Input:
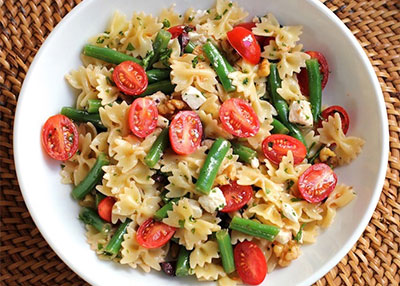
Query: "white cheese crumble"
181 86 206 110
188 31 208 45
187 199 203 218
250 157 259 168
198 187 226 213
282 203 299 223
274 229 292 244
289 100 313 127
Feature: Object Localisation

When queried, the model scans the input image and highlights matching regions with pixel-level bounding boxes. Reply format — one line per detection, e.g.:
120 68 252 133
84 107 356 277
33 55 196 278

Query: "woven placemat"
1 0 399 285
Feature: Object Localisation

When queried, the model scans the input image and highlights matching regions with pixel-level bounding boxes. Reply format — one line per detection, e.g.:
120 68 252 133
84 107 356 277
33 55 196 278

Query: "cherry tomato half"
234 241 267 285
41 114 79 161
227 27 261 65
113 61 148 96
262 134 307 165
167 25 195 39
128 98 158 138
219 98 260 138
220 181 253 213
319 105 350 134
298 163 337 203
169 111 203 155
98 196 115 223
136 219 176 249
297 51 329 96
235 22 274 47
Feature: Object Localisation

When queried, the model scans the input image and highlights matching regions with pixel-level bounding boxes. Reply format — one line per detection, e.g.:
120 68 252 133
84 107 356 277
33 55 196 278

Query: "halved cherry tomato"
234 241 267 285
220 181 253 213
41 114 79 161
298 163 337 203
113 61 148 96
219 98 260 138
227 27 261 64
128 98 158 138
235 22 274 47
262 134 307 165
98 196 115 223
319 105 350 134
297 51 329 96
169 111 203 155
136 218 176 249
167 25 195 39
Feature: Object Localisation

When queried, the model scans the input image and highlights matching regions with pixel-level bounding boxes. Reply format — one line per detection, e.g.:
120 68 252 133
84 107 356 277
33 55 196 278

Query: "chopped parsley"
214 14 222 20
264 29 269 33
223 9 228 15
242 78 249 85
192 56 199 68
294 223 306 242
228 2 233 7
118 30 124 36
188 16 194 22
178 219 185 228
286 179 295 190
162 19 171 28
191 228 196 234
126 43 135 51
290 198 303 202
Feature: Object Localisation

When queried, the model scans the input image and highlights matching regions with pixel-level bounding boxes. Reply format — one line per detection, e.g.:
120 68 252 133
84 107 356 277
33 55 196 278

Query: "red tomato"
298 163 337 203
234 241 267 285
169 111 203 155
235 22 274 47
220 181 253 213
167 25 195 39
128 98 158 138
41 114 79 161
262 134 307 165
219 98 260 138
98 197 115 223
297 51 329 96
319 105 350 134
227 27 261 64
136 219 176 249
113 61 148 96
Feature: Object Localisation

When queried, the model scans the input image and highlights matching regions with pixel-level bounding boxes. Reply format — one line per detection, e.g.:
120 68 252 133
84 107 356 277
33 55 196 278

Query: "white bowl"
14 0 388 285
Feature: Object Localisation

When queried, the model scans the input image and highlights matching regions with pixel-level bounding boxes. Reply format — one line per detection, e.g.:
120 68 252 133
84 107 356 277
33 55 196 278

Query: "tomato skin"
319 105 350 134
227 27 261 64
41 114 79 161
169 111 203 155
298 163 337 203
167 25 195 39
262 134 307 165
235 22 274 47
128 98 158 138
113 61 148 96
220 182 253 213
98 197 115 223
219 98 260 138
297 51 329 96
234 241 267 285
136 219 176 249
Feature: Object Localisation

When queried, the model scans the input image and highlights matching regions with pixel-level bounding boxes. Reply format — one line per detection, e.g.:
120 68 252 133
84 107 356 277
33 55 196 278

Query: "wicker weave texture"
0 0 399 285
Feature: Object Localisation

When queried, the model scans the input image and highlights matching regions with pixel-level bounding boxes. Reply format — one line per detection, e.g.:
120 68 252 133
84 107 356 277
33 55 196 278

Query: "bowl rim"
13 0 389 285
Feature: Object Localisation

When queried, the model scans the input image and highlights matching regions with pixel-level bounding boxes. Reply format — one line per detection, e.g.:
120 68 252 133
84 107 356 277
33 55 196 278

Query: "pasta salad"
40 0 365 285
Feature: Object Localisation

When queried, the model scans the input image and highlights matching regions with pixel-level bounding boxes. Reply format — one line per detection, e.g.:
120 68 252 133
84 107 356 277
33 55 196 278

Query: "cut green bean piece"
145 128 169 168
140 80 175 96
61 107 106 131
79 207 111 234
71 153 109 200
95 192 107 208
216 230 235 274
146 69 171 84
271 118 290 134
175 246 191 277
104 218 131 256
154 198 179 221
83 44 142 65
196 138 231 195
87 99 102 113
306 59 322 122
148 30 172 69
231 142 257 164
184 41 196 53
229 216 280 241
203 42 236 93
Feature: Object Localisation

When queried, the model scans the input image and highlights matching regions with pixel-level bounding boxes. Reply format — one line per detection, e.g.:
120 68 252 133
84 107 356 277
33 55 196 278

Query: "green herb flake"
286 180 295 190
60 164 65 169
242 78 249 85
162 19 171 28
178 219 185 228
223 9 228 15
189 215 196 222
265 188 271 194
191 228 196 234
294 223 306 242
188 16 194 22
119 30 124 36
126 43 135 51
227 155 233 160
96 37 105 44
214 14 222 20
98 243 103 250
264 29 269 33
290 198 303 202
192 56 199 68
228 2 233 7
206 9 211 14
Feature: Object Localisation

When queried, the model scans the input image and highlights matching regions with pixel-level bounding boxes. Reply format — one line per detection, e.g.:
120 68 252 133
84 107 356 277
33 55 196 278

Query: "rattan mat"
1 0 399 285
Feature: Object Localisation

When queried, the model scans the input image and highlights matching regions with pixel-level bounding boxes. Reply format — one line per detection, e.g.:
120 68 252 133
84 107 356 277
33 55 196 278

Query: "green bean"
306 59 322 122
79 207 111 234
271 118 290 134
71 153 109 200
95 192 107 208
104 219 131 256
154 198 179 221
196 138 231 195
175 246 191 276
216 230 235 274
203 42 236 93
268 64 306 146
231 142 257 164
145 128 169 168
148 30 172 69
140 80 175 96
308 145 325 164
184 41 197 53
146 69 171 84
61 107 106 131
83 44 142 65
229 216 280 241
87 99 102 113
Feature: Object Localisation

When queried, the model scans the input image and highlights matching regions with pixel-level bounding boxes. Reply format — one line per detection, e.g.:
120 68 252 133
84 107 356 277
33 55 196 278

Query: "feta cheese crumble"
198 187 226 213
274 229 292 244
289 100 313 126
282 203 299 223
181 86 207 110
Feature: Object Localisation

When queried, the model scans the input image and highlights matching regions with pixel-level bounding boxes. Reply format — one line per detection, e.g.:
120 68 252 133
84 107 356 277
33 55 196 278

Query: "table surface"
0 0 399 285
